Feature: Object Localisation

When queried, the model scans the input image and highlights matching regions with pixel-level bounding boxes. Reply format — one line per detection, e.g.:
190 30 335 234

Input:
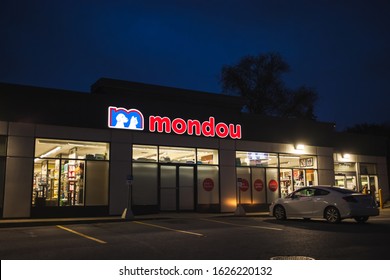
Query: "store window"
266 168 279 203
279 154 317 169
159 146 196 164
279 154 318 195
235 151 278 206
359 163 378 202
334 162 357 190
133 145 158 162
33 139 110 207
198 165 219 205
236 151 278 167
335 162 356 173
335 174 357 190
133 145 218 165
236 151 319 203
197 148 219 165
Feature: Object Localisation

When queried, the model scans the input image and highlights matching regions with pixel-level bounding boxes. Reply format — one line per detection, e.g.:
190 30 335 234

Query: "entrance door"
360 175 378 202
160 165 195 211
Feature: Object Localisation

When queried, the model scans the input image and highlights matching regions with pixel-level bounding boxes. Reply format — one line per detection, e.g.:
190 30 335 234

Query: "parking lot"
1 210 390 260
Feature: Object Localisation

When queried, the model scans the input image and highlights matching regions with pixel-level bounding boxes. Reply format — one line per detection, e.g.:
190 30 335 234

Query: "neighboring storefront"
0 79 388 218
334 154 386 204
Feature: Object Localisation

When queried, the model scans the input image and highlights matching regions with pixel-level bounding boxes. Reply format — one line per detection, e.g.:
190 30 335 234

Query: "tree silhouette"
220 52 317 120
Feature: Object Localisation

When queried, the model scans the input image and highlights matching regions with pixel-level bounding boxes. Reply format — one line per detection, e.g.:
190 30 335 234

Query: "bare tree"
220 52 317 120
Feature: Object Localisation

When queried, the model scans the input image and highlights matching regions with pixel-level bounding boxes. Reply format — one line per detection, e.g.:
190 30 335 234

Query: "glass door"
160 165 177 211
179 166 195 210
159 165 195 211
360 175 378 202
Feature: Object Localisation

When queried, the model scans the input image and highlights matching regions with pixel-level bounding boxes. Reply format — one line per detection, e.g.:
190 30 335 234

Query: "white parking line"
56 225 107 244
133 221 205 237
201 218 283 231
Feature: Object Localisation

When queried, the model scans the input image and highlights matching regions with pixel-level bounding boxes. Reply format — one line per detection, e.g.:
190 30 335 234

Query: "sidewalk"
0 208 389 228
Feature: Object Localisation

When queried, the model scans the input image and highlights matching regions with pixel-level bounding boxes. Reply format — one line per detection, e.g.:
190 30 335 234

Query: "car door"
311 188 331 217
284 188 315 217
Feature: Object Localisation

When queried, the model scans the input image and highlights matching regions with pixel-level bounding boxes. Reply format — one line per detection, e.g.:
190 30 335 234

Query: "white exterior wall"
0 121 8 135
333 153 389 201
3 123 35 218
35 124 111 142
357 155 389 201
317 147 335 185
377 158 390 201
1 120 389 217
3 122 113 218
219 139 237 212
109 130 133 215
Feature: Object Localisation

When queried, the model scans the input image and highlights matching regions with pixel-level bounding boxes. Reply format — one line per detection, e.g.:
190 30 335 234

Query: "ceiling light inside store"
34 146 61 162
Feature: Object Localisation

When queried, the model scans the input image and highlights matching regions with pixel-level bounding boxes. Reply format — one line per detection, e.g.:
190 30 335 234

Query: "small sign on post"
122 174 134 220
235 177 246 216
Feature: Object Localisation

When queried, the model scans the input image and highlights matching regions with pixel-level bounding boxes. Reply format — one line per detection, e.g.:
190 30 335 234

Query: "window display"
236 151 278 167
132 145 158 162
236 151 319 202
159 146 196 163
133 145 219 165
33 139 109 207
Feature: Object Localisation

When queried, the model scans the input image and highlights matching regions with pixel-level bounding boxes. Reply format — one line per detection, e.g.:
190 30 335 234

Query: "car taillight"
342 196 358 203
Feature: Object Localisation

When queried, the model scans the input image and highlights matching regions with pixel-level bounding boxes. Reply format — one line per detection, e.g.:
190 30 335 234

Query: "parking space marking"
56 225 107 244
201 218 283 231
133 221 205 237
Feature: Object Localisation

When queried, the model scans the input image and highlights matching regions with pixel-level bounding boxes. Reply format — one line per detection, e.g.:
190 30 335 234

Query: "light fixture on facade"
295 144 305 150
342 153 351 160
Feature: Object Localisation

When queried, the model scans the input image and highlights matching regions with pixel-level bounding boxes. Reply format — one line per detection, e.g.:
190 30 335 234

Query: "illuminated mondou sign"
108 106 242 139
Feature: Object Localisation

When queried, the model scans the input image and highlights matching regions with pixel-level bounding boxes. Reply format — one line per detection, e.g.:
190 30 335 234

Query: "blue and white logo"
108 106 144 130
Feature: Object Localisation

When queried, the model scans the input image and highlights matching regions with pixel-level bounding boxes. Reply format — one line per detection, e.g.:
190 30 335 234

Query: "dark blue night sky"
1 0 389 130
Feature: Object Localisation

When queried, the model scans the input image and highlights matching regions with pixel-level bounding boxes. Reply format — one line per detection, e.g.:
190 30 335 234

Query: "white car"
269 186 379 223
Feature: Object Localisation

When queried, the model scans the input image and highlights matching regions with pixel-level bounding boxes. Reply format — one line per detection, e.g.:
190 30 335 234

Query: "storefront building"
0 79 388 218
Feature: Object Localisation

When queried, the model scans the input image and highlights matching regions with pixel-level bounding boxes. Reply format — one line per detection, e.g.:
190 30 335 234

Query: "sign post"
234 177 246 216
121 175 134 220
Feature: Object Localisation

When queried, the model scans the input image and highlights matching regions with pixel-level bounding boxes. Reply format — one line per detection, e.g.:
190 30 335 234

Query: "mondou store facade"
0 78 388 218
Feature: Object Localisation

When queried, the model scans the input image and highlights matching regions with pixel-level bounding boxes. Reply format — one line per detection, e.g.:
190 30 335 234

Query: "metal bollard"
379 188 383 209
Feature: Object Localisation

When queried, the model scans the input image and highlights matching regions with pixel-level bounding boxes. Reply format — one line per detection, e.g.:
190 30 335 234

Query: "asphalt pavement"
1 207 389 228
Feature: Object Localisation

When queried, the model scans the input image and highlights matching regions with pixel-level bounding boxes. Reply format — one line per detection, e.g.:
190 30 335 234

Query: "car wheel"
274 205 286 220
324 206 341 223
354 216 369 223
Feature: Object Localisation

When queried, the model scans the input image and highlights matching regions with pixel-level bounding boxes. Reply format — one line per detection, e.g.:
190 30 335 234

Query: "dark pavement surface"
1 207 389 228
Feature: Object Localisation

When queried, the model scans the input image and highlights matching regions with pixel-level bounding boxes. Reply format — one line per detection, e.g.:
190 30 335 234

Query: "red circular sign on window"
268 179 278 192
203 178 214 192
254 179 264 192
240 178 249 192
